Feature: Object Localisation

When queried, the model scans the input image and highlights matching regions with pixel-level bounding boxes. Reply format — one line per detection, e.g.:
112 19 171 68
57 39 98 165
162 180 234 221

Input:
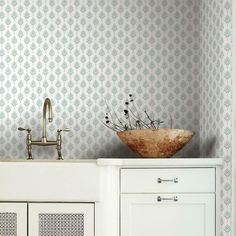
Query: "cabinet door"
0 203 27 236
29 203 94 236
121 194 215 236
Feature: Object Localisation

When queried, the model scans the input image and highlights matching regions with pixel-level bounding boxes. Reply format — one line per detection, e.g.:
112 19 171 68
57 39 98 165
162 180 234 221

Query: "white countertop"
97 158 223 167
0 158 97 163
0 157 223 167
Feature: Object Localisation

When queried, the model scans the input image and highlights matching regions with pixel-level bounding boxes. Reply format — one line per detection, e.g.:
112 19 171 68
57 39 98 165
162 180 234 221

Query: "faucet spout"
42 98 53 142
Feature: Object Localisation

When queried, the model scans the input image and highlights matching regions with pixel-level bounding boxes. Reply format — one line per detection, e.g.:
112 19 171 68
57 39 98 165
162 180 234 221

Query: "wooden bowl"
117 128 195 158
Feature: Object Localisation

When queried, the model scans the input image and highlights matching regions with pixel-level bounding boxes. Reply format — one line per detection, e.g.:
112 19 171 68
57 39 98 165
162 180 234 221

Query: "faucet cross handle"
57 128 70 133
18 127 31 133
56 128 70 160
18 127 33 160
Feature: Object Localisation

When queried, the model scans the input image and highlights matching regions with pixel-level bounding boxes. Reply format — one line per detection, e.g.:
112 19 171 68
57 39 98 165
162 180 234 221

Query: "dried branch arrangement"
103 94 164 132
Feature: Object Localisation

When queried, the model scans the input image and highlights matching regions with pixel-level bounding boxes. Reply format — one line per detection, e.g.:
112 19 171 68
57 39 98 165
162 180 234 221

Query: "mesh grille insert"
39 213 84 236
0 212 17 236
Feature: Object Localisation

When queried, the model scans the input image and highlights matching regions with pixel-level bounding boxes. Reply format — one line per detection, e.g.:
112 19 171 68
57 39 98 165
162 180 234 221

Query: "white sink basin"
0 160 101 202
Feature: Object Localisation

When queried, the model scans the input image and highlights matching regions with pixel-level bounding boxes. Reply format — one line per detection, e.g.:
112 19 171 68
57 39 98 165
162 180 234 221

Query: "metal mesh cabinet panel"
39 213 84 236
0 213 17 236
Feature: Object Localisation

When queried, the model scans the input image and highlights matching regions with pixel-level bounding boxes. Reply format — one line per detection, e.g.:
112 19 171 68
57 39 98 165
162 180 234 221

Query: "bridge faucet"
18 98 70 160
42 98 53 143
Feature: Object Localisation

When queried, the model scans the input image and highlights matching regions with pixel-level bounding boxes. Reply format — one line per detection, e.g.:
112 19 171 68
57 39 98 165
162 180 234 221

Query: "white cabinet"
0 159 222 236
0 202 94 236
29 203 94 236
121 194 215 236
0 203 27 235
120 168 217 236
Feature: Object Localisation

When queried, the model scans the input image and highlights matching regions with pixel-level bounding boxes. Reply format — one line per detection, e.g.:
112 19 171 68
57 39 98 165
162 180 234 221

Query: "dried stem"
103 94 164 132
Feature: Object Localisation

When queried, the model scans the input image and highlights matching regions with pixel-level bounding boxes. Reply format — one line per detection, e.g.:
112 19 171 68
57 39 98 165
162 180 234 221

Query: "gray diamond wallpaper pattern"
199 0 232 235
0 0 200 159
0 0 233 235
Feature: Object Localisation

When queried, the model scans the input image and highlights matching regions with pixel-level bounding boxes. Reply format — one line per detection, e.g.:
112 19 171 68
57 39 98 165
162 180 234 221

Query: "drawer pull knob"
157 177 178 183
157 196 178 202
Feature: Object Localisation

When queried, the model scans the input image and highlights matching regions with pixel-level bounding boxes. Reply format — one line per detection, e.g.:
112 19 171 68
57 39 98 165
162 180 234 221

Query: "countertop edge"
97 158 223 167
0 157 223 167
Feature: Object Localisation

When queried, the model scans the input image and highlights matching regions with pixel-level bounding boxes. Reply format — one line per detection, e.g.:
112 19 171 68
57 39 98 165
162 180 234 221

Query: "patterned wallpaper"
0 0 233 235
199 0 232 235
199 0 223 158
0 0 200 159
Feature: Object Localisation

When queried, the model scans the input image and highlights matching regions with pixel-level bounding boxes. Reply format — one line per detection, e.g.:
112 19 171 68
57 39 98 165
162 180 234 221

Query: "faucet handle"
18 127 31 133
57 128 70 133
63 128 70 132
56 128 70 161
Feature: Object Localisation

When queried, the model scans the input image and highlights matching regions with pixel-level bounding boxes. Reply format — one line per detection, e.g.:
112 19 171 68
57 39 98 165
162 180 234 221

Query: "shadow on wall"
201 137 217 157
174 134 200 158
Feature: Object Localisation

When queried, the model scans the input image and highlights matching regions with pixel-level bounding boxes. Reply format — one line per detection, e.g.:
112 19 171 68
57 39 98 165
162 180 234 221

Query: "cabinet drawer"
121 194 215 236
121 168 215 193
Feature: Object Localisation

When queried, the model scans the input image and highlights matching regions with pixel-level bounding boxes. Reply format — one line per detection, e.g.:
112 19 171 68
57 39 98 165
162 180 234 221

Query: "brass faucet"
18 98 70 160
42 98 53 143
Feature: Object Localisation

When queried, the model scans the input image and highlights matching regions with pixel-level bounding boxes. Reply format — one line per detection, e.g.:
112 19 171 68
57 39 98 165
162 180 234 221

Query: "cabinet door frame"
29 202 94 236
0 202 27 235
121 193 215 236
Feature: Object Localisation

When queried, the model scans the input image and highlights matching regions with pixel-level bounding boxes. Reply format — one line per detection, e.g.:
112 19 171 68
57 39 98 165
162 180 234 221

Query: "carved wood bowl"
117 128 195 158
